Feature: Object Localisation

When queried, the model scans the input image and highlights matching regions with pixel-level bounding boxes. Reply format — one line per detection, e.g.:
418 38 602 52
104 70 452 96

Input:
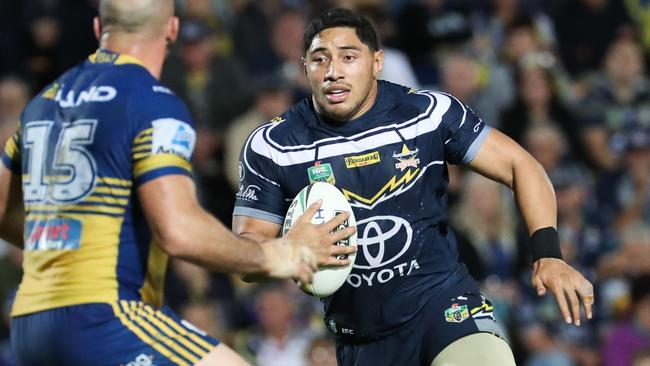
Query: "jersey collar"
88 49 145 67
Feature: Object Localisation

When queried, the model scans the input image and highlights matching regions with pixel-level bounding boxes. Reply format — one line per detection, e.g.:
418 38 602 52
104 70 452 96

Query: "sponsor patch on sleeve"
151 118 195 160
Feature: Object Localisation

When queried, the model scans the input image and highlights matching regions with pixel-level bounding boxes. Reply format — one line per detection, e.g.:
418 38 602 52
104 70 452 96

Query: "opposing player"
233 8 595 366
0 1 356 365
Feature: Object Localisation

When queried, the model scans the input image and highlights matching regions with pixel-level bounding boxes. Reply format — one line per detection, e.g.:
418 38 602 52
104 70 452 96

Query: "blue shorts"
335 276 508 366
11 301 219 366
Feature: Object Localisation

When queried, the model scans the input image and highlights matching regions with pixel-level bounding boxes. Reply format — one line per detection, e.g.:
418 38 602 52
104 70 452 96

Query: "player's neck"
99 35 166 79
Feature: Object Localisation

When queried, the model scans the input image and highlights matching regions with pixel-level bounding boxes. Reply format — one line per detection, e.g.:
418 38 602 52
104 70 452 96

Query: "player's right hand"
263 201 357 283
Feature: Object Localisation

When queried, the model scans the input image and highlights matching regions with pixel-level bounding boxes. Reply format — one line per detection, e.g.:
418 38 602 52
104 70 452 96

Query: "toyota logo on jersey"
347 215 419 288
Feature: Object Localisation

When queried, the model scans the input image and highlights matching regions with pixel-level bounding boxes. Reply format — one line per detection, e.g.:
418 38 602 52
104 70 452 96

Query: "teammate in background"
233 8 595 366
0 1 355 365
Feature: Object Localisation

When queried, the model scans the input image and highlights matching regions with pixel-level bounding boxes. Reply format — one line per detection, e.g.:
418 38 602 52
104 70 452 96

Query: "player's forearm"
161 208 270 276
0 208 24 248
0 166 24 248
511 156 557 235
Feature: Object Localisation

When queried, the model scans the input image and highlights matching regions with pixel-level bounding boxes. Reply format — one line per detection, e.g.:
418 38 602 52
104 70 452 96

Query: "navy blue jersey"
234 81 491 338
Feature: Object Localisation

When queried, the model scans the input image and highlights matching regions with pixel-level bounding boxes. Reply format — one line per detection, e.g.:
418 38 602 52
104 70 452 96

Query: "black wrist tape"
530 227 563 262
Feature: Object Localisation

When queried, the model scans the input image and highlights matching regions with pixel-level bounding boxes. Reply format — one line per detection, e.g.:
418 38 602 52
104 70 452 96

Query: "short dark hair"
303 8 379 55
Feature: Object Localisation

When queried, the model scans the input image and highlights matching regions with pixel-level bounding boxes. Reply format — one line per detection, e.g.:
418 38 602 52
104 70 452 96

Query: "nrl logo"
392 144 420 172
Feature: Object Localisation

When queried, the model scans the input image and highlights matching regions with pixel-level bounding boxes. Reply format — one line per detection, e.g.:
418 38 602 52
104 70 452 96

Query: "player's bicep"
439 95 490 165
233 127 288 225
468 128 532 188
1 123 21 174
0 163 24 247
137 174 199 246
232 215 282 243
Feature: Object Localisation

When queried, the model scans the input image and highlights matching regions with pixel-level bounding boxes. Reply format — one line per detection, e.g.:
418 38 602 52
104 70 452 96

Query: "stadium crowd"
0 0 649 365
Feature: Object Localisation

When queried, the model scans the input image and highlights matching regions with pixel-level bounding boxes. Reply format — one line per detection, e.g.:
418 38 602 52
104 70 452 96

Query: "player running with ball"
233 8 594 366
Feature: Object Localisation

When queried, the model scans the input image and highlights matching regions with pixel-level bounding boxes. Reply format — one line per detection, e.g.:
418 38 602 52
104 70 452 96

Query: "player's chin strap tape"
530 227 563 263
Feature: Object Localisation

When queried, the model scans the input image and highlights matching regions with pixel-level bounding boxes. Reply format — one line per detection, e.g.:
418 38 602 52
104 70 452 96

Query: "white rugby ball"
282 182 357 297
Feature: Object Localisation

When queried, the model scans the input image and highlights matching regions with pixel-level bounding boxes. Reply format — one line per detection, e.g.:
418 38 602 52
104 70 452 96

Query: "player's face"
305 27 383 121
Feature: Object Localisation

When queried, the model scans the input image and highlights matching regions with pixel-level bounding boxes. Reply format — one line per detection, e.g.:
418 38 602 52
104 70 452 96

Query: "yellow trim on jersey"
134 128 154 143
25 204 126 215
94 186 131 196
42 83 62 100
342 168 421 205
146 307 215 351
134 136 153 145
132 144 153 153
112 302 191 366
85 196 129 206
137 304 210 357
133 152 151 161
123 302 200 363
133 154 192 178
471 303 494 315
4 133 19 160
97 177 132 187
12 213 122 316
139 239 168 307
88 50 145 67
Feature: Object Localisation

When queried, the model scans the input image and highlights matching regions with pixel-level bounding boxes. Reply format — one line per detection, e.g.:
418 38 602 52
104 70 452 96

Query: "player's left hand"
531 258 594 326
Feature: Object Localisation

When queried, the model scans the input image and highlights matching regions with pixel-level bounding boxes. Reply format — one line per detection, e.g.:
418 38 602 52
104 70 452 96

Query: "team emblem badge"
307 162 336 184
445 303 469 323
392 145 420 171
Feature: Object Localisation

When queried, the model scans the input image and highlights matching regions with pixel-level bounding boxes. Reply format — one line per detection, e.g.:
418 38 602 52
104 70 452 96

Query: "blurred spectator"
520 323 574 366
613 129 650 231
243 8 310 96
358 4 420 88
0 77 30 145
501 65 593 167
598 224 650 281
25 14 62 91
306 335 337 366
0 246 21 366
162 18 252 172
178 0 233 56
523 124 566 172
234 283 314 366
231 0 275 73
578 37 650 171
470 0 556 60
439 50 513 126
179 300 227 344
451 173 517 281
634 349 650 366
552 0 632 76
603 274 650 366
550 164 608 282
225 76 294 190
55 0 98 74
501 15 577 97
395 0 474 85
164 259 239 329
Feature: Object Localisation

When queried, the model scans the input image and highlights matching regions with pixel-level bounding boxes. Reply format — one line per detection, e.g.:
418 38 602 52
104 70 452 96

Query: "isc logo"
124 354 154 366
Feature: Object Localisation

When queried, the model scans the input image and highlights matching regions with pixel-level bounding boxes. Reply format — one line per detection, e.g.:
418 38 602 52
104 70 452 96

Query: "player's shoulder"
379 81 464 120
248 98 314 144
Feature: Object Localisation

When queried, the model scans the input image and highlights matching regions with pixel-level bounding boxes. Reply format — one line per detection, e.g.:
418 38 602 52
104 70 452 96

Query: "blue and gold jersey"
235 81 491 339
1 49 196 316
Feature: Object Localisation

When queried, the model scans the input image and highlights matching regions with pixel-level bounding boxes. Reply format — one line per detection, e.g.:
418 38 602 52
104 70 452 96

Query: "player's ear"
166 16 179 44
372 49 384 79
93 17 102 42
